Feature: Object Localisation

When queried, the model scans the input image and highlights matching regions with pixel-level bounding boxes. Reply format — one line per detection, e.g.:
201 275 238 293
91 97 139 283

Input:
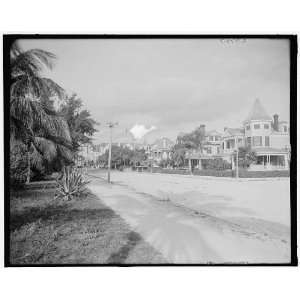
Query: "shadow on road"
106 231 142 264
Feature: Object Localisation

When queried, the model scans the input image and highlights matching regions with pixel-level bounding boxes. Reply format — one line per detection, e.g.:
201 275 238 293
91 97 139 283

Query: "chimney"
273 114 279 131
224 127 227 132
199 124 206 136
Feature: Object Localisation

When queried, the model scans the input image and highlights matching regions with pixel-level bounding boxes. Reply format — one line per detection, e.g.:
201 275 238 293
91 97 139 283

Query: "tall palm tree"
10 41 73 183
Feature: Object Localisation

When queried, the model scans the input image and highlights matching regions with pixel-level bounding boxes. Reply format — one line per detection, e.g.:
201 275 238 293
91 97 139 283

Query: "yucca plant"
55 166 90 201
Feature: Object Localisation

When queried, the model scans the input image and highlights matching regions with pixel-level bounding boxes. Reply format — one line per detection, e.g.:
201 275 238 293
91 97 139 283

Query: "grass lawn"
10 187 166 265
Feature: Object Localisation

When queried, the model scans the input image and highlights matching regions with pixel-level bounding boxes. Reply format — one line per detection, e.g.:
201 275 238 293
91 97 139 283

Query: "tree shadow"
106 231 142 264
10 205 115 232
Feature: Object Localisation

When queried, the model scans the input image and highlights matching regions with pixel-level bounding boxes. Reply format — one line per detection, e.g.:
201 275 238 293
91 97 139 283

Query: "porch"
249 152 289 171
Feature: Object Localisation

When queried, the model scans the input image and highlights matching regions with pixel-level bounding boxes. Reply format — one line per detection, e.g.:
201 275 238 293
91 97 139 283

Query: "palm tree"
10 41 73 183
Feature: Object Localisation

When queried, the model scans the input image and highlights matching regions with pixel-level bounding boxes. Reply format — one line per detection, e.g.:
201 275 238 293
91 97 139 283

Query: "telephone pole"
107 122 118 183
236 149 239 179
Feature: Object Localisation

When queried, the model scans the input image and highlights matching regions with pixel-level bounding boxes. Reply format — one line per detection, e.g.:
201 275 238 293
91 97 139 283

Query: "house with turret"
186 99 290 171
242 99 290 170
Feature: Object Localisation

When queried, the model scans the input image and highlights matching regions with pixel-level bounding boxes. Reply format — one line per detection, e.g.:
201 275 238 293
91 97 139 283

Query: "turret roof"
244 98 272 123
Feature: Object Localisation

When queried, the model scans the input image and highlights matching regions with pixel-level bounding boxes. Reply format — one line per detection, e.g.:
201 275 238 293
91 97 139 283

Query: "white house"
186 99 290 171
243 99 290 170
148 137 174 164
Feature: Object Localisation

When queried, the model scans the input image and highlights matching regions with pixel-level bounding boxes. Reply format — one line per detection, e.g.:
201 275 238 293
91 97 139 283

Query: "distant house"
203 129 223 155
186 99 290 171
148 137 174 163
77 144 102 166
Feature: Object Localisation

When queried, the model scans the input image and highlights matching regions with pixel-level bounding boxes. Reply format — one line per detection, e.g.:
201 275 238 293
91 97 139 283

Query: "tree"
130 149 147 167
236 146 257 168
172 125 206 168
171 144 187 167
10 41 72 183
159 158 173 168
176 126 206 150
59 94 98 152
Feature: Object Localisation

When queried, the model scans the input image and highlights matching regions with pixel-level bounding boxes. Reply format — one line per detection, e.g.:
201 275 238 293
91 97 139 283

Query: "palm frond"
30 146 44 171
11 48 56 77
11 75 65 102
10 96 34 129
33 136 57 162
29 101 71 142
57 144 74 162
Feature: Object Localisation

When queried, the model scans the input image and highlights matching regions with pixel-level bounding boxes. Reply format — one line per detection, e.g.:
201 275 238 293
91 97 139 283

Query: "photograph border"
3 34 298 267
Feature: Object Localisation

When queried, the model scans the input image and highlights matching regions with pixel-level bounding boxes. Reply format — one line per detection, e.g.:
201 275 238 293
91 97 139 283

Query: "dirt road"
88 170 290 264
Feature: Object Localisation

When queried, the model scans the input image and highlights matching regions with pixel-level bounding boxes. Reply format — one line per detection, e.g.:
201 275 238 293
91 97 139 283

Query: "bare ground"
87 170 290 264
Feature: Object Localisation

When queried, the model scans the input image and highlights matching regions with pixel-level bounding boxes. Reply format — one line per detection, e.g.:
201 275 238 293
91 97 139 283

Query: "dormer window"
264 124 269 129
254 124 260 129
246 125 250 130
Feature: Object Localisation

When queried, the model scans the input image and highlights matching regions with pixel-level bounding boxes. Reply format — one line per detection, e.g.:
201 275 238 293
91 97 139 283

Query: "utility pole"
107 122 118 183
236 148 239 179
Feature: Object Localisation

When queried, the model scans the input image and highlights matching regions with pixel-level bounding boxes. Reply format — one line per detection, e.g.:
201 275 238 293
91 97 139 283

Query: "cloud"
130 124 156 139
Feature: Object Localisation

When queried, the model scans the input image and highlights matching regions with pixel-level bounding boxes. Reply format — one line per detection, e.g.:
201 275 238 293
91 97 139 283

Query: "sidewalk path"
88 174 290 264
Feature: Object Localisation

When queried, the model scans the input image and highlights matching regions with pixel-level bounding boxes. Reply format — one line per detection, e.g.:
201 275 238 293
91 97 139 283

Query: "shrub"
10 141 28 189
202 158 231 170
55 166 90 201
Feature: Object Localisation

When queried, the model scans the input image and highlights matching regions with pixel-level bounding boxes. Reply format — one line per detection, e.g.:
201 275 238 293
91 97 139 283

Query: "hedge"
150 167 190 175
144 167 290 178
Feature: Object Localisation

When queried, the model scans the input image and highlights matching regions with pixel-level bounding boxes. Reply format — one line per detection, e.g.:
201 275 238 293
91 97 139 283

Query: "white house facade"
186 99 290 171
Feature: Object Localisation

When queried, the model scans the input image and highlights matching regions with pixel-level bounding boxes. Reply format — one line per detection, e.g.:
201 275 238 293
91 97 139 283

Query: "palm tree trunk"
26 147 31 183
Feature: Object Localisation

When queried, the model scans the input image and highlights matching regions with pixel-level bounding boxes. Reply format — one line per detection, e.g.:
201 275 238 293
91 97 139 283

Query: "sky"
20 38 290 144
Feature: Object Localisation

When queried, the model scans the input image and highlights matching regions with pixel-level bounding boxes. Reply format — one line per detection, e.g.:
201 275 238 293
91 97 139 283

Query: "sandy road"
88 170 290 264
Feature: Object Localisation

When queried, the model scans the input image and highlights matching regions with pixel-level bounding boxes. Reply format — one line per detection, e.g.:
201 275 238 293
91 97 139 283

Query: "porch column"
198 159 202 170
267 155 271 170
231 155 235 170
188 158 192 172
284 154 289 170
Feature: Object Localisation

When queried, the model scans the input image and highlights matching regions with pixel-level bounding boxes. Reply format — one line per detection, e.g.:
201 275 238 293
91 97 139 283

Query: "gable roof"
224 127 245 136
205 130 222 136
244 99 272 123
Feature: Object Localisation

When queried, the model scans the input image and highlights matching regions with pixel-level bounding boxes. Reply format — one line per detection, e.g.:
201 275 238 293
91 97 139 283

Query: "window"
265 136 270 147
209 136 213 141
247 137 251 146
254 124 260 129
246 125 250 130
253 136 262 146
284 126 287 132
264 124 269 129
207 147 212 154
